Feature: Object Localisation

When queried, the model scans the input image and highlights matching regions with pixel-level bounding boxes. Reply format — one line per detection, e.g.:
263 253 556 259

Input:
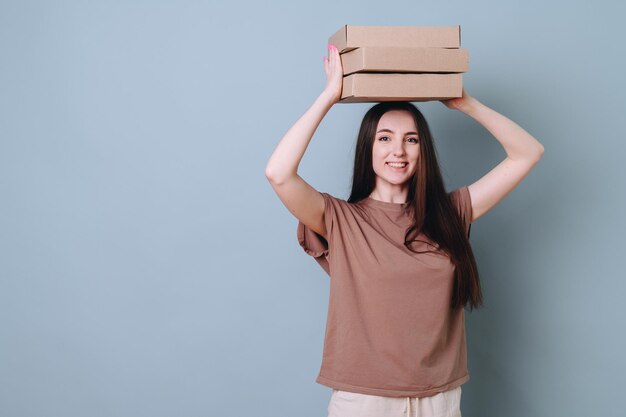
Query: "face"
371 110 420 189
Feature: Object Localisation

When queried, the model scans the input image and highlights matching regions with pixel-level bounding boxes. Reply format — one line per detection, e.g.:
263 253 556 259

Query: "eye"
407 137 419 143
378 136 390 142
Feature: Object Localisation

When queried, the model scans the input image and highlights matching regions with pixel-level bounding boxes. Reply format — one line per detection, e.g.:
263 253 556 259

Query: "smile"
386 162 408 169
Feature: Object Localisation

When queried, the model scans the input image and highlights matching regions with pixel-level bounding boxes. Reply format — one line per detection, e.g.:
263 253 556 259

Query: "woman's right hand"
323 44 343 104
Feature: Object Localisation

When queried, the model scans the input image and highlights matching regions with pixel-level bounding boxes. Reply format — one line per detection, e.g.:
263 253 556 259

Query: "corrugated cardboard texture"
340 73 462 103
341 46 469 75
329 25 461 53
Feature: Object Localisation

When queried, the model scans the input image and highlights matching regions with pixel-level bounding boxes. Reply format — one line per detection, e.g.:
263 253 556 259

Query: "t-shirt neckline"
361 196 410 211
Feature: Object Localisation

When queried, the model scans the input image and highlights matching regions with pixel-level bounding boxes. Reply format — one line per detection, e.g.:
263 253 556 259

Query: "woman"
265 43 544 417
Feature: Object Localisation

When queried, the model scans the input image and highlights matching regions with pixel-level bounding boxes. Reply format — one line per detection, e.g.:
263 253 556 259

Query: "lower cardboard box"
339 73 462 103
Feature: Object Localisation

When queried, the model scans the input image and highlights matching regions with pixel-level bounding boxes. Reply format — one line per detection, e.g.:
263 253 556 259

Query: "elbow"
265 165 293 185
265 166 279 183
264 164 273 179
535 144 545 162
527 143 545 165
514 145 544 166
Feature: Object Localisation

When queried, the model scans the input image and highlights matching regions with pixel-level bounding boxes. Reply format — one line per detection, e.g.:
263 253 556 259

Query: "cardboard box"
340 73 462 103
341 46 469 76
329 25 461 54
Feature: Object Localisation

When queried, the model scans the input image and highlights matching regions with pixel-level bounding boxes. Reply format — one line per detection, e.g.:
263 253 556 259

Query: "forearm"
265 91 335 184
461 97 545 161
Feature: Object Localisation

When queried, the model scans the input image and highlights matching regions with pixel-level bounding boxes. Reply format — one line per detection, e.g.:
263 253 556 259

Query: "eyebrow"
376 129 419 135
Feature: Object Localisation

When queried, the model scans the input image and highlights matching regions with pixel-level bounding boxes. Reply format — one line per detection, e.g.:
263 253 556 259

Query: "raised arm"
264 43 343 239
441 89 545 222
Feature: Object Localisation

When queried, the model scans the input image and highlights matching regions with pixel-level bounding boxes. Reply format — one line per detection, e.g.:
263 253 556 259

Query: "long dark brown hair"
347 101 484 311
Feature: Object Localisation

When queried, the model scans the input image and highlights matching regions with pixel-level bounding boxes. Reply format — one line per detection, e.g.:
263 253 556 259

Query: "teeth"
387 162 407 168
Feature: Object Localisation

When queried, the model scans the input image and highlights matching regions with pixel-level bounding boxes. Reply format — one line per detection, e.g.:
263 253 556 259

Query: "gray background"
1 1 624 416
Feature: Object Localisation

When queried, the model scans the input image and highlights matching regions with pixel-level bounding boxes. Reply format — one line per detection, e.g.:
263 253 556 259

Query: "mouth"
386 162 409 170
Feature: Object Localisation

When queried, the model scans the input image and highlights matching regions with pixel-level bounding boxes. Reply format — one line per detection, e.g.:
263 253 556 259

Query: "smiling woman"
264 42 544 417
369 111 421 201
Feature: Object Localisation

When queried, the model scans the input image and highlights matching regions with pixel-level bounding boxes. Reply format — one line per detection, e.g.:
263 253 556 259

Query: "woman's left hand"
440 88 474 113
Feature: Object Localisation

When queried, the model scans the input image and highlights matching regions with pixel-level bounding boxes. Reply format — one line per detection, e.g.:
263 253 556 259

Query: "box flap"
328 25 348 53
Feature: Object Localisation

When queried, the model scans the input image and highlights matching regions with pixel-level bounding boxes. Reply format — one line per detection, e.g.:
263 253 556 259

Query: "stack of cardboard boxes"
328 25 468 103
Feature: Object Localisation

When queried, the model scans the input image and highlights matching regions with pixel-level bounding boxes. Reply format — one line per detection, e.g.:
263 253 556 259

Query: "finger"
332 46 340 68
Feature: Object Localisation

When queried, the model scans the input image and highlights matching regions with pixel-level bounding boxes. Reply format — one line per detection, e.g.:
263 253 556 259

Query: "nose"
393 139 406 156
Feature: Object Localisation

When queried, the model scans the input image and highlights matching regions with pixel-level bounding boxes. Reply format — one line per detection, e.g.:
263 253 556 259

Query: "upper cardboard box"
329 25 461 54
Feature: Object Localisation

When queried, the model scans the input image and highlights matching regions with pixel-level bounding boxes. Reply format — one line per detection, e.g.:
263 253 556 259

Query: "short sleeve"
449 186 473 237
296 192 336 276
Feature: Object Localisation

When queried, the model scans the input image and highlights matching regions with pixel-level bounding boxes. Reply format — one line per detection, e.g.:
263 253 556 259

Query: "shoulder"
448 185 469 203
318 192 366 224
320 192 357 211
320 191 347 203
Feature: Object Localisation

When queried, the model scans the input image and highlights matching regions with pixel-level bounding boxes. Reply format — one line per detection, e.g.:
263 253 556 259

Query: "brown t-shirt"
296 186 473 398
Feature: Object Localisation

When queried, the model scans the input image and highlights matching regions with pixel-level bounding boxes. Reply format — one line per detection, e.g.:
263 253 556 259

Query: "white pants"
327 386 462 417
